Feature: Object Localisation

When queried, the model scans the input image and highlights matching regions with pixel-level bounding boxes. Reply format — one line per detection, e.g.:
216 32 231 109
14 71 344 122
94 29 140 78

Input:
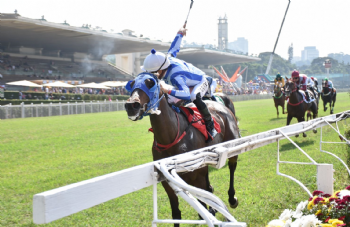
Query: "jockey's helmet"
141 49 170 73
276 73 281 78
324 77 328 81
311 77 314 80
291 70 299 78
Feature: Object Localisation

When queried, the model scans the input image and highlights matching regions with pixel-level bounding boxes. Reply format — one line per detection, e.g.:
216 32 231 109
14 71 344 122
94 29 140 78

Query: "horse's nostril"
133 102 140 109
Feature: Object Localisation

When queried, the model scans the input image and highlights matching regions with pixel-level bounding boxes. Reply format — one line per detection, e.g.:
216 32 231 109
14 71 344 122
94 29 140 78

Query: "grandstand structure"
0 12 260 88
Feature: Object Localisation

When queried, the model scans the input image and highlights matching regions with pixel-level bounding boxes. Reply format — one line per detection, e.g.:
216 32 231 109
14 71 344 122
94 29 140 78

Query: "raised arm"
168 28 187 58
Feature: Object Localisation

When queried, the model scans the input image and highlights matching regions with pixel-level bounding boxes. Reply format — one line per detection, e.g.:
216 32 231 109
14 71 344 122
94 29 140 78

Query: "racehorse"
284 78 318 137
273 81 286 118
124 73 240 227
321 80 336 114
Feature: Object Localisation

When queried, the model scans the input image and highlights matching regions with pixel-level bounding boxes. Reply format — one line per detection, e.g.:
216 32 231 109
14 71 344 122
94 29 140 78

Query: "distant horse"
124 73 240 227
284 78 318 137
273 82 286 118
321 80 336 114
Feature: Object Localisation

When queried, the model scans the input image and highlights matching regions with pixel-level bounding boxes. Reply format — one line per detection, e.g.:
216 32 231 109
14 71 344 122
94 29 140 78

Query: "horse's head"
274 82 282 94
124 73 162 121
284 77 296 97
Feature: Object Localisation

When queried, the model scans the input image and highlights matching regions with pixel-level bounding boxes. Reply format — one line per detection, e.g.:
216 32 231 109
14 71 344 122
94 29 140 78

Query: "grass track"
0 93 349 227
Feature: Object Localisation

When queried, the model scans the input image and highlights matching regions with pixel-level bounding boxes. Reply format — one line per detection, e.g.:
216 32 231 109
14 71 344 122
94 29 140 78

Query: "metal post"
98 101 100 112
76 102 78 114
59 102 62 116
83 101 85 114
49 102 52 116
21 102 24 118
5 105 8 119
90 101 93 113
117 99 119 111
41 103 43 117
68 102 70 115
31 103 34 117
36 104 38 117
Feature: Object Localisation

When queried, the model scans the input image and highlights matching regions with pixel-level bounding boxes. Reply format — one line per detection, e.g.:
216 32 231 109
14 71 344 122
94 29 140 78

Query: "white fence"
0 100 126 119
33 111 350 226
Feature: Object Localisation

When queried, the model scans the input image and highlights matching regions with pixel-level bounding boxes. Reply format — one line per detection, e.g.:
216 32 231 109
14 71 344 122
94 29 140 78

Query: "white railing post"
76 102 78 114
90 101 93 113
317 164 334 195
68 102 70 115
98 101 100 112
31 103 34 117
59 102 62 116
5 105 8 119
36 104 38 117
83 101 85 114
21 102 25 118
116 99 119 111
41 103 43 117
49 102 52 117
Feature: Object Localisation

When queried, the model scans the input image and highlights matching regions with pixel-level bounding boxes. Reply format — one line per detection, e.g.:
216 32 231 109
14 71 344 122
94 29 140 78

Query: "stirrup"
206 127 218 143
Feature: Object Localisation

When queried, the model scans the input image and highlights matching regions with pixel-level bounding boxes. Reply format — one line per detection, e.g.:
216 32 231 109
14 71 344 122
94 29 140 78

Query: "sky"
1 0 350 60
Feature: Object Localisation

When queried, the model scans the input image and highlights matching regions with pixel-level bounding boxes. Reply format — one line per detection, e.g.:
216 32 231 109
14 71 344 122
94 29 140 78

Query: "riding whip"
183 0 194 28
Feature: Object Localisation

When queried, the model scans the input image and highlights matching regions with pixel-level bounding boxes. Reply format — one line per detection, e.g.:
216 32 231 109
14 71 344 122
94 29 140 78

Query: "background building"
301 46 319 62
228 37 248 54
327 53 350 64
218 15 228 50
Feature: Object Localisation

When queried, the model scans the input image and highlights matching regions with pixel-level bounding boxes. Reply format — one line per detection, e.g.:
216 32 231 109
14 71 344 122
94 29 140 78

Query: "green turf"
0 93 349 227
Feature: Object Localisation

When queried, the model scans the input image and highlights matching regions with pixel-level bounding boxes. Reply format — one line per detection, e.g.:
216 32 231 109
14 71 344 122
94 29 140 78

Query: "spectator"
19 91 22 100
0 73 2 79
45 93 49 100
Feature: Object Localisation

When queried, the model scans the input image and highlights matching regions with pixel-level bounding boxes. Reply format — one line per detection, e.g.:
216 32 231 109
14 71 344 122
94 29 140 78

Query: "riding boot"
305 91 310 102
211 95 217 102
193 93 218 142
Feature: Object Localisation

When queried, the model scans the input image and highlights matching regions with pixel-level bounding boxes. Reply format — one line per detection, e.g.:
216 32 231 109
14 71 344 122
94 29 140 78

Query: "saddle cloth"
179 106 221 141
298 90 316 103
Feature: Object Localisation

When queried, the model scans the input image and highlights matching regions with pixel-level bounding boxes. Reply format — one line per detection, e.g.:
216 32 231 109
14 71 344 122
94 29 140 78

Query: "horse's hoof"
313 129 317 134
331 111 334 114
209 207 217 216
324 107 328 111
229 197 239 209
295 134 299 138
303 133 307 138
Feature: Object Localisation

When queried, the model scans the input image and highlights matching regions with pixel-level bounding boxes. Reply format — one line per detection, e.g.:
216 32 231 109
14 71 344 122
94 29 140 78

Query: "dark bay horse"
284 78 318 137
273 82 286 118
321 80 336 114
124 73 240 226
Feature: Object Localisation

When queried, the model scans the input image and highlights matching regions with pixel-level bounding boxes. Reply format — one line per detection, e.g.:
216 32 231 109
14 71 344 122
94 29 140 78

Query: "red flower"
339 216 346 221
329 198 336 202
322 193 331 198
314 197 324 205
336 224 345 226
309 197 313 201
325 217 330 222
345 185 350 190
313 190 324 196
342 195 350 202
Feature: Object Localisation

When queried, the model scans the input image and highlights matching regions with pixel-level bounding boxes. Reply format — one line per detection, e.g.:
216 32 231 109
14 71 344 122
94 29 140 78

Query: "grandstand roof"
0 14 170 55
177 48 260 65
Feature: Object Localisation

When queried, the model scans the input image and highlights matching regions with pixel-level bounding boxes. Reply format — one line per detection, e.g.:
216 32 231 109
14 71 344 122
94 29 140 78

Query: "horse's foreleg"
286 115 292 125
228 156 238 208
275 105 279 118
297 117 307 137
162 182 181 227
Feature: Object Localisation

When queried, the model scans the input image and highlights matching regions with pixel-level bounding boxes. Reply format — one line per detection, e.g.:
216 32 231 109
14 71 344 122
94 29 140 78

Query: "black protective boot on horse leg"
193 93 218 142
305 90 310 102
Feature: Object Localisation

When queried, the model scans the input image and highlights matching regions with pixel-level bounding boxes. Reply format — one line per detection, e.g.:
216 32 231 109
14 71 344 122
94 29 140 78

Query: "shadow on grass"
269 117 286 122
279 140 315 152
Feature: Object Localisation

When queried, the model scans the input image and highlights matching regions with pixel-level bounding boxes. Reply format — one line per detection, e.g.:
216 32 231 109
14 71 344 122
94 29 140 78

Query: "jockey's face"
157 69 167 80
292 77 299 82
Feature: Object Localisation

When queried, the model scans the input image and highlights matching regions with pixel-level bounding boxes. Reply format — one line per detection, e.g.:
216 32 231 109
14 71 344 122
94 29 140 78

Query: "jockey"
274 73 285 87
291 70 314 101
141 28 218 142
323 77 335 94
310 77 319 93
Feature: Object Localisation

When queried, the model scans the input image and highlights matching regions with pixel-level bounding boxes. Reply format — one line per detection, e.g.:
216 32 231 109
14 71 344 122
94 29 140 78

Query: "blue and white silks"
164 33 208 101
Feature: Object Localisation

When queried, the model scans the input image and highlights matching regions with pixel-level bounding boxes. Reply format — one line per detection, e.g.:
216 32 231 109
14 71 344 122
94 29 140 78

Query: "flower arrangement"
266 185 350 227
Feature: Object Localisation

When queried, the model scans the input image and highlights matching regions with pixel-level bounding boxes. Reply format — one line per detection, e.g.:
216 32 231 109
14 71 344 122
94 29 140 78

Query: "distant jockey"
291 70 315 101
322 77 335 94
310 77 319 93
274 73 285 87
141 28 218 142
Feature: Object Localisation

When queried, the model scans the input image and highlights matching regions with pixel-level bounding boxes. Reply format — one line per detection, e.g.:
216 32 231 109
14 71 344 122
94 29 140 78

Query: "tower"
218 15 228 50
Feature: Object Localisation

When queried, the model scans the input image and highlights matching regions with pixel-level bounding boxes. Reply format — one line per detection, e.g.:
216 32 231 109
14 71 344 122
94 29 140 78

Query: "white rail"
33 110 350 226
0 100 126 119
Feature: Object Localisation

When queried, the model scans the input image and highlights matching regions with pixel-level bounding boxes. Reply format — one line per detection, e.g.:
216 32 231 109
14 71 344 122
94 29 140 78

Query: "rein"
152 110 193 152
273 92 283 99
286 85 304 106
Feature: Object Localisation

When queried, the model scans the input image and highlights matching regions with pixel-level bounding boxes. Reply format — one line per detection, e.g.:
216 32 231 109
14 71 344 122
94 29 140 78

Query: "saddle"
179 106 221 141
297 90 315 103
